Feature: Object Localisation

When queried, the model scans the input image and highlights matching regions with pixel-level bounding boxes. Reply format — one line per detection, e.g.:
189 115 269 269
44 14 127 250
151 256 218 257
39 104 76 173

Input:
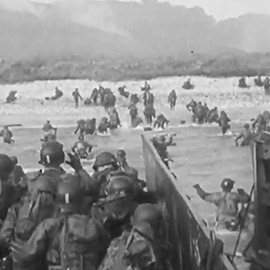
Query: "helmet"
158 135 166 143
133 221 154 241
0 154 14 179
105 174 135 198
39 141 65 166
116 149 126 159
56 174 82 211
10 156 18 164
126 167 139 180
221 178 235 191
244 123 250 129
131 204 163 228
35 175 57 195
93 151 118 171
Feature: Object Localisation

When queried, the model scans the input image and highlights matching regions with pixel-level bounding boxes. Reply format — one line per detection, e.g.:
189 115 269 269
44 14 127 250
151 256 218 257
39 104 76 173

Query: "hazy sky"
3 0 270 21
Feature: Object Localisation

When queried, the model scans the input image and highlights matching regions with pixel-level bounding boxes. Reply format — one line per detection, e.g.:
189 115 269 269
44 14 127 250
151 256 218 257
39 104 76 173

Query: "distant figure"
90 88 99 104
168 90 177 109
108 108 121 130
98 117 109 134
6 91 17 104
72 88 83 108
118 85 129 98
154 114 169 129
130 93 139 105
194 178 250 230
152 134 175 169
141 81 150 91
143 89 154 107
0 126 14 144
45 87 63 101
42 121 57 142
235 123 254 146
206 107 219 123
9 156 28 188
182 79 194 90
144 104 156 125
263 77 270 95
74 119 86 140
238 77 248 88
218 111 231 135
186 99 197 119
254 76 263 87
72 139 93 159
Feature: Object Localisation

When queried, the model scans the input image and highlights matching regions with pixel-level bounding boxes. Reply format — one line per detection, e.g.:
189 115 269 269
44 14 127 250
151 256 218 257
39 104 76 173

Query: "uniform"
12 179 109 270
0 175 57 270
194 178 250 229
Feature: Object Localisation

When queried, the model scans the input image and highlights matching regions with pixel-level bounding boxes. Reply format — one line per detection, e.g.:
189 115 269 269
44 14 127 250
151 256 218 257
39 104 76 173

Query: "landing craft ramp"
141 133 236 270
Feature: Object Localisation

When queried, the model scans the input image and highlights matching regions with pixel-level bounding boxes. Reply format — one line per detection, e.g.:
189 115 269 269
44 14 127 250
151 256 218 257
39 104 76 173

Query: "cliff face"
0 1 269 61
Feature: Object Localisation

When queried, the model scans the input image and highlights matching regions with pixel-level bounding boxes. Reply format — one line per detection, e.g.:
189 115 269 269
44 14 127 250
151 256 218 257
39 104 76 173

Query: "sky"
1 0 270 21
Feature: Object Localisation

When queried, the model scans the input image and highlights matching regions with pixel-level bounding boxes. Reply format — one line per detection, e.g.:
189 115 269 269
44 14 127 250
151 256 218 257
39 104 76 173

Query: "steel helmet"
39 141 65 166
116 149 126 159
56 174 82 211
126 167 139 180
93 151 118 171
35 175 57 195
105 173 135 198
221 178 235 191
244 123 250 129
10 156 18 164
0 154 14 179
131 204 163 228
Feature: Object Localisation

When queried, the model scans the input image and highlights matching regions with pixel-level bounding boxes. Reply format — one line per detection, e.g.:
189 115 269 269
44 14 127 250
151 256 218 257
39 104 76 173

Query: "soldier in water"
72 88 83 108
0 126 14 144
9 156 29 188
235 123 254 147
42 121 57 142
193 178 250 230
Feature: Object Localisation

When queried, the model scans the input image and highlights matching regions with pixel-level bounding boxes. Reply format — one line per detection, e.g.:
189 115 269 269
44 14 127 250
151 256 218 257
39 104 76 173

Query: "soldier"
92 173 138 240
0 175 57 270
130 203 173 269
238 77 248 88
125 168 157 204
168 90 177 109
193 178 250 230
11 178 109 270
116 150 130 171
0 126 14 144
235 123 254 146
74 119 86 140
218 111 231 135
99 203 172 270
38 141 95 199
72 88 83 108
72 139 93 159
98 117 110 134
0 154 22 221
42 121 57 142
108 108 121 130
153 114 169 129
9 156 28 188
152 134 175 168
182 78 194 90
90 88 99 104
92 152 120 198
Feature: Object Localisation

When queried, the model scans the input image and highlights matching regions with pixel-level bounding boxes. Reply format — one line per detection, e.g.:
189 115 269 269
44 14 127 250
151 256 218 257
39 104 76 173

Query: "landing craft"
141 132 270 270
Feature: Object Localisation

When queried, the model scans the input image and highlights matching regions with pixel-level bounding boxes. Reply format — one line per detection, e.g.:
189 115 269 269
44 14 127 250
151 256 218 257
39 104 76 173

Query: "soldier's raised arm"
193 184 221 205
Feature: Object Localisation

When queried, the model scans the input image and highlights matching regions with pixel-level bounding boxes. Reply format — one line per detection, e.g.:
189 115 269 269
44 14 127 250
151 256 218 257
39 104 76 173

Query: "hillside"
0 1 270 82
